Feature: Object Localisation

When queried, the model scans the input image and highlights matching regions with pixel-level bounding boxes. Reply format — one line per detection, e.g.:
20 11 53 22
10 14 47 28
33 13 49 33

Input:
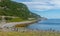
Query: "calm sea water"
28 19 60 31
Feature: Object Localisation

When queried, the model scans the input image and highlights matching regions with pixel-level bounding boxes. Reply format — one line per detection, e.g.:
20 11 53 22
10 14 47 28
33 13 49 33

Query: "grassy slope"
0 0 41 22
0 0 41 20
0 31 60 36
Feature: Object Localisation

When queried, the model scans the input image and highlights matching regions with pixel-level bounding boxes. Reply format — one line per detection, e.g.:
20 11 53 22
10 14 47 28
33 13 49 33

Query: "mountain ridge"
0 0 41 20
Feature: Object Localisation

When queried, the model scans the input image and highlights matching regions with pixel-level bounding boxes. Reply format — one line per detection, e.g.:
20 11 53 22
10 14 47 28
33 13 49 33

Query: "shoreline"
0 19 40 31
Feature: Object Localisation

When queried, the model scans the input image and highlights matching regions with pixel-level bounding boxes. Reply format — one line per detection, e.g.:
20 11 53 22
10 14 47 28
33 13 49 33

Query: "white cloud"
22 2 54 11
21 0 60 11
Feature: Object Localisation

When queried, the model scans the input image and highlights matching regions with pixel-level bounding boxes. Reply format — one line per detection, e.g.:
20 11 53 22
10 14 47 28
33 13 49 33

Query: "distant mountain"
0 0 41 20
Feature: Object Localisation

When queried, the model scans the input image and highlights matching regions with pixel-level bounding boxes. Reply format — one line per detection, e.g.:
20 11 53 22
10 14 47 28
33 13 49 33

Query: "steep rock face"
0 0 41 19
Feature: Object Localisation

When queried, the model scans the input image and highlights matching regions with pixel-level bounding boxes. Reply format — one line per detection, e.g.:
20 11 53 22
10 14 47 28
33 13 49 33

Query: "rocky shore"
0 19 40 31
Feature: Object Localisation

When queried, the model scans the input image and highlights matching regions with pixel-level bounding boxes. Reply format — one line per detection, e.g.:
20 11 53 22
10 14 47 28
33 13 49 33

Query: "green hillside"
0 0 41 20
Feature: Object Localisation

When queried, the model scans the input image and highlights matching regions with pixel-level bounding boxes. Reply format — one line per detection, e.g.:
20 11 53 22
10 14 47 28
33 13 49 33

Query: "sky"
12 0 60 19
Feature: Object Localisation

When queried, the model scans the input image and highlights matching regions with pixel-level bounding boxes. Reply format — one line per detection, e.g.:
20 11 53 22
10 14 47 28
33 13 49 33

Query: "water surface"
28 19 60 31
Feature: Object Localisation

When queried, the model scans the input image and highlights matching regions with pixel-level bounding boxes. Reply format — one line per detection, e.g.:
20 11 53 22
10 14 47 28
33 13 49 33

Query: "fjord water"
28 19 60 31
